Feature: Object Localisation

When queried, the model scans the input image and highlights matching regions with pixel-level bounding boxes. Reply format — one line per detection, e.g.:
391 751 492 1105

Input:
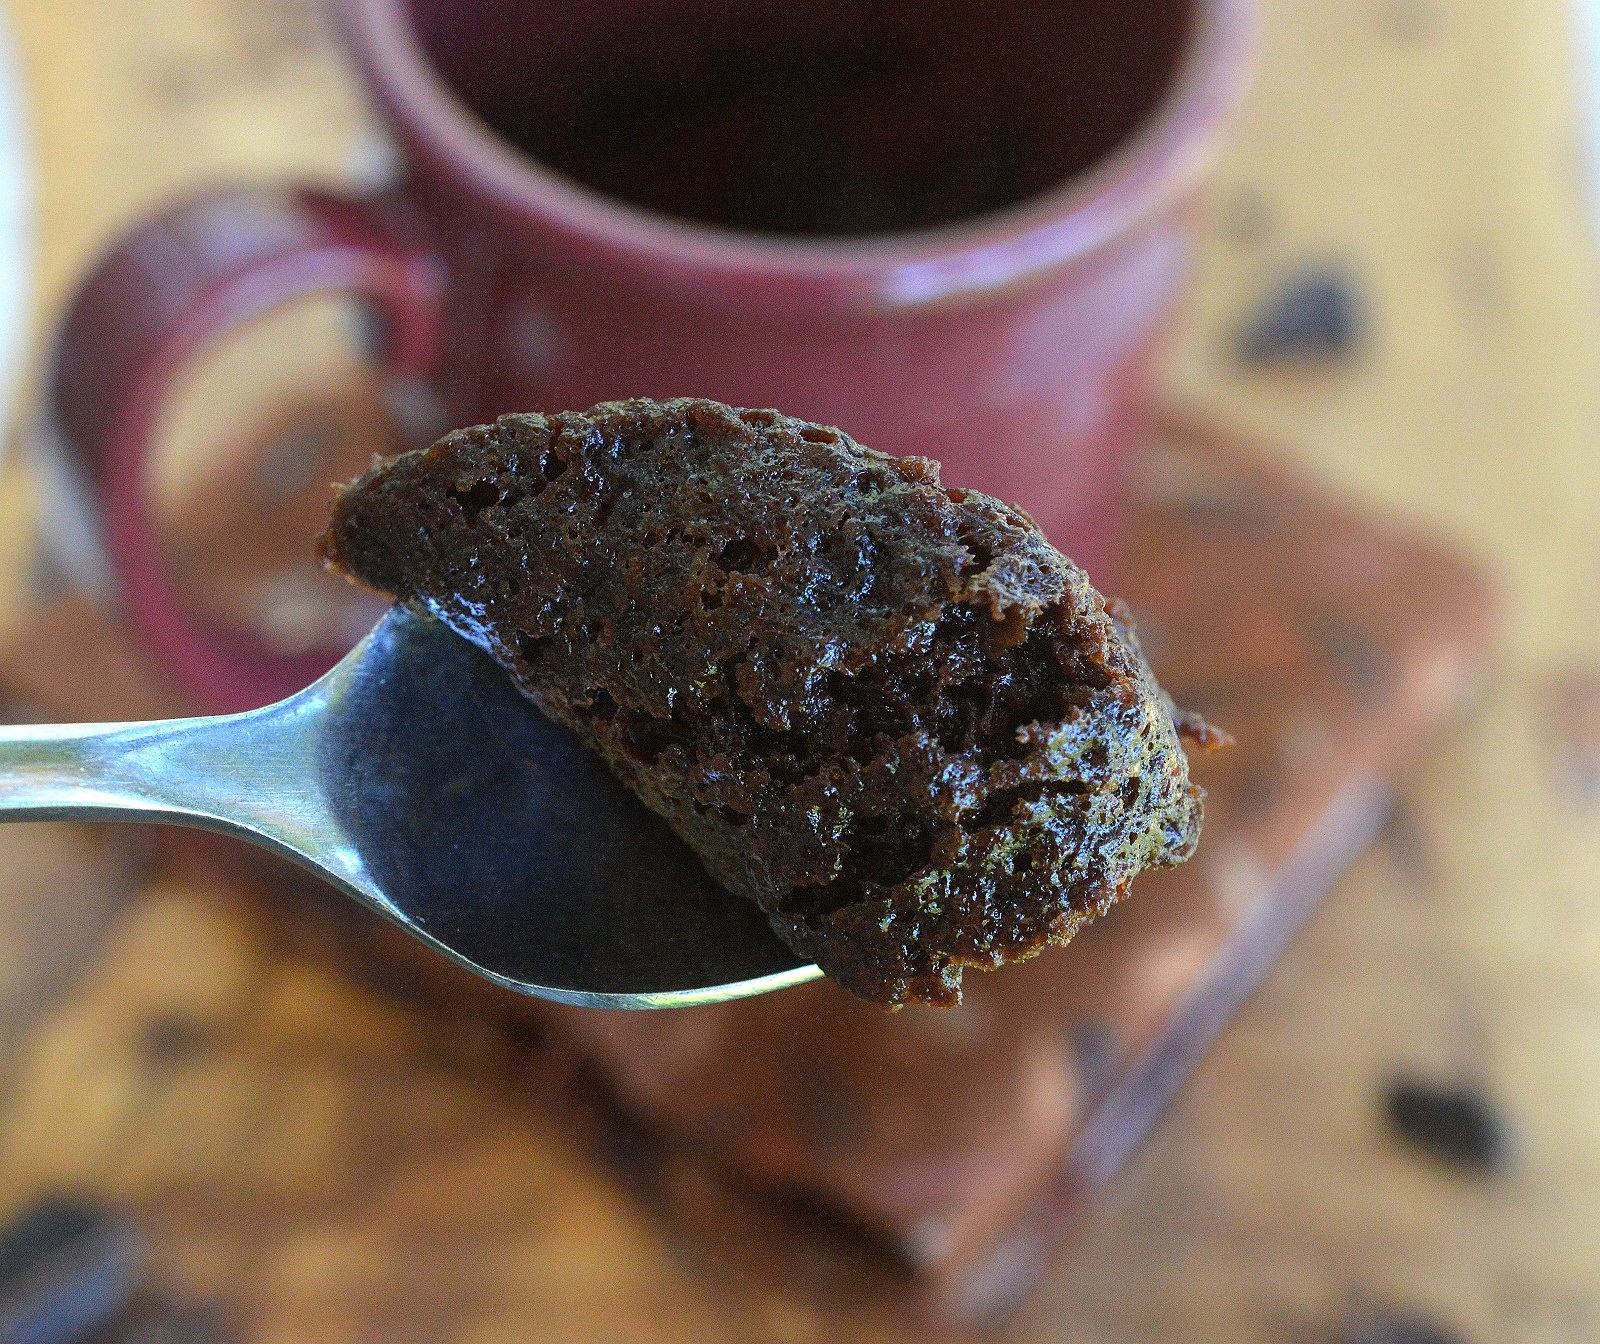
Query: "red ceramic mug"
47 0 1253 713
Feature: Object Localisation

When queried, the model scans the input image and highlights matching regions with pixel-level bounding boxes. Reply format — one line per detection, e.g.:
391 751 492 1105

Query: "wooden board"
0 414 1497 1336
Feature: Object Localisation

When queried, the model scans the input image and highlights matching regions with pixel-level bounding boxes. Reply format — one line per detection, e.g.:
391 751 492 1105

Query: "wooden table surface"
3 1 1600 1341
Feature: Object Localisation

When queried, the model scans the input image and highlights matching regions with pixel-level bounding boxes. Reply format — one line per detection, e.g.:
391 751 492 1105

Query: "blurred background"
0 0 1594 1341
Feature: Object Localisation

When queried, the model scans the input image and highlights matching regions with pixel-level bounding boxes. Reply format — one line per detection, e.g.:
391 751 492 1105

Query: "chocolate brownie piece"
318 398 1209 1007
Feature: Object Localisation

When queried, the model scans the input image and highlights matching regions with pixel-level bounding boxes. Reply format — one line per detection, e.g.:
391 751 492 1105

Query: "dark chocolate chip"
111 1304 227 1344
1341 1308 1468 1344
0 1195 143 1344
1384 1077 1509 1171
137 1016 210 1070
1236 265 1365 367
1378 803 1437 886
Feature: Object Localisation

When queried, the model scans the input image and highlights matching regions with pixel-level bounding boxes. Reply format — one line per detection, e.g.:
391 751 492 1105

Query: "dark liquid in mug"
436 2 1192 239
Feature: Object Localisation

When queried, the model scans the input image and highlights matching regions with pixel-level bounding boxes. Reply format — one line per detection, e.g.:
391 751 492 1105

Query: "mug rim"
338 0 1255 306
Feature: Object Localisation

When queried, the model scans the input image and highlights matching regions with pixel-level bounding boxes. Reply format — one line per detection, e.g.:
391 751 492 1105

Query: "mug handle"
46 186 447 713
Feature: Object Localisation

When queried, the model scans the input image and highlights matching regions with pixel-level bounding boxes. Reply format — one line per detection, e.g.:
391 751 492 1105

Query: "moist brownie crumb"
318 398 1213 1007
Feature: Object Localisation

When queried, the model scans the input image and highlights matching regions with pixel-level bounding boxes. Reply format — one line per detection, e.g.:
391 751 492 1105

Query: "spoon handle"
0 699 393 925
0 719 198 822
0 694 372 910
0 698 330 839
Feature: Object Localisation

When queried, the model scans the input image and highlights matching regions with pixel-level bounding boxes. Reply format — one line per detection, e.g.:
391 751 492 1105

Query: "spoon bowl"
0 605 820 1007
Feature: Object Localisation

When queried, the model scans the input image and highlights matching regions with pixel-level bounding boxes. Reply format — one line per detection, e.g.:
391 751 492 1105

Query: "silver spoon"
0 605 821 1008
